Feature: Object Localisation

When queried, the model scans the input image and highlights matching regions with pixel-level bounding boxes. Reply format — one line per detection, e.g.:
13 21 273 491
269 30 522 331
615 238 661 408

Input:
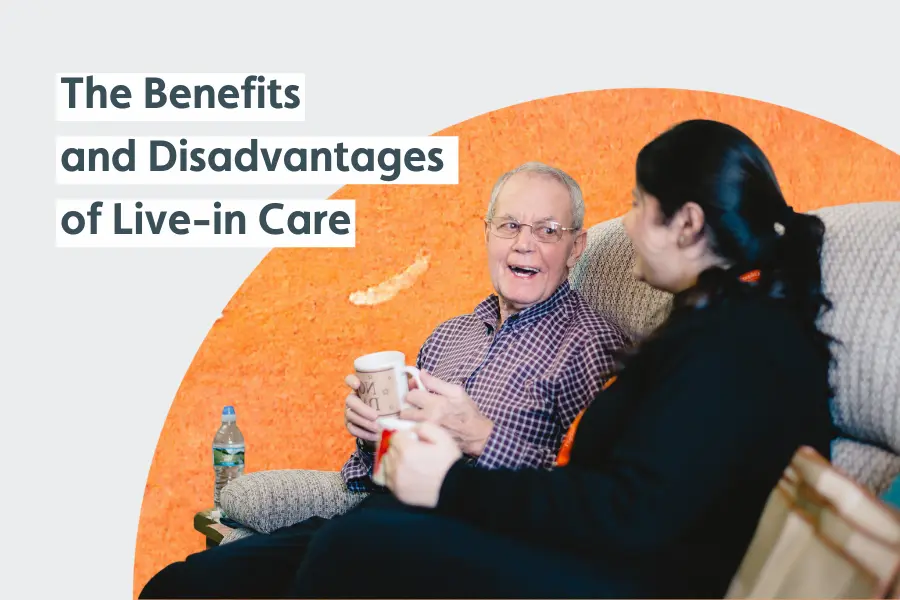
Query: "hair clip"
739 269 761 283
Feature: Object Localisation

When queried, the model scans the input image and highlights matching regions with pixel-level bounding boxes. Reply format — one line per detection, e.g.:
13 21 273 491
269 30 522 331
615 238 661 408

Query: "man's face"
485 172 586 314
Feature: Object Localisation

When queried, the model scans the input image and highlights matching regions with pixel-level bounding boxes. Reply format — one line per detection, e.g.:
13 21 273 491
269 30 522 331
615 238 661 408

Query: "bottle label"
213 446 245 467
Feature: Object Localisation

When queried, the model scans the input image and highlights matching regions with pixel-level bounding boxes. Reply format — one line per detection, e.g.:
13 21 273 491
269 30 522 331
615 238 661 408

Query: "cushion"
832 437 900 495
814 202 900 452
220 469 368 534
220 526 257 545
570 217 671 340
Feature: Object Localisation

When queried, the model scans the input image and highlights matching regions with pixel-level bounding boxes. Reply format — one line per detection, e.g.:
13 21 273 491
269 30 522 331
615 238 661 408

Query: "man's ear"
483 221 491 244
566 229 588 268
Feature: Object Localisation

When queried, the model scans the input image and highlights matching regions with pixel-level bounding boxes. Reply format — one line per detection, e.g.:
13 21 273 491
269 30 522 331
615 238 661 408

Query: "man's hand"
401 371 494 457
343 374 381 444
383 422 463 508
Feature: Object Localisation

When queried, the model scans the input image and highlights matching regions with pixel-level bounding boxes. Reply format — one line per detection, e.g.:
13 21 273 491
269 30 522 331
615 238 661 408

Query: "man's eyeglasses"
484 218 579 243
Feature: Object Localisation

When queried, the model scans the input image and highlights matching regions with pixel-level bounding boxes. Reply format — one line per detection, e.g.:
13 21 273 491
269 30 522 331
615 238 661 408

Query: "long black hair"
633 119 835 369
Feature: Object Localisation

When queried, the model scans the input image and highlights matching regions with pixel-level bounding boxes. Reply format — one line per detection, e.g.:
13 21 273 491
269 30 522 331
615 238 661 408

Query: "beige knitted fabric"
219 470 367 537
569 217 672 340
220 526 257 545
832 437 900 496
815 202 900 455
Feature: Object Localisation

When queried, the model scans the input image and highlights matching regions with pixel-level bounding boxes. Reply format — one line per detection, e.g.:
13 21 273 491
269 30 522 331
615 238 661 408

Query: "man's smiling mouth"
509 265 541 279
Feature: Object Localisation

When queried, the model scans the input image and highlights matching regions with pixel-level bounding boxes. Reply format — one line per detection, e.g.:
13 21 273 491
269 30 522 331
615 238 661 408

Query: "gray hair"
485 161 585 230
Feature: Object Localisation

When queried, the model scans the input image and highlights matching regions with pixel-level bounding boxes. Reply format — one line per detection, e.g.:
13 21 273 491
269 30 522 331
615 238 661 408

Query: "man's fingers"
400 407 428 422
405 389 434 409
347 422 379 443
346 407 379 432
346 394 379 421
345 374 361 390
419 371 461 397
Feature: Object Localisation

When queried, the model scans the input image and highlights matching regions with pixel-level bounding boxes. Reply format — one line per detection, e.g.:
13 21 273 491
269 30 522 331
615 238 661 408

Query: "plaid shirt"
341 281 628 491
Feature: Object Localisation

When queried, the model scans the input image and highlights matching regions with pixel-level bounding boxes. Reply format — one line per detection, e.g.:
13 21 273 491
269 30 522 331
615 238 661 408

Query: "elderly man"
342 161 627 487
140 162 627 599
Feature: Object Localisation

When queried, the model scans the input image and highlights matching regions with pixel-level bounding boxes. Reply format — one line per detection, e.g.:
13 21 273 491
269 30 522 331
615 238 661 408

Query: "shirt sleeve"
340 445 377 491
436 324 797 557
473 422 557 469
415 331 433 371
555 330 623 432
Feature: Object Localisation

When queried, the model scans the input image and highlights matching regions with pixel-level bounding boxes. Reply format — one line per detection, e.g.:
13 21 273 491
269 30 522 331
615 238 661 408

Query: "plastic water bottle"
212 406 245 510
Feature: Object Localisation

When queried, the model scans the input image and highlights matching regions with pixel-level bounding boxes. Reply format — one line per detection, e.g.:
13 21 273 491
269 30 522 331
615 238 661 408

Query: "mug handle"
403 366 423 391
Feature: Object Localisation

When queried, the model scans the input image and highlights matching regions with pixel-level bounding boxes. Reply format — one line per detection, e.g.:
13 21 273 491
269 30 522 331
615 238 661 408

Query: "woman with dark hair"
287 119 838 599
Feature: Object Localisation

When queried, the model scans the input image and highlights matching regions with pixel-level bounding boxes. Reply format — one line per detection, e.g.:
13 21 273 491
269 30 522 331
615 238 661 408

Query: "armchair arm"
220 469 368 534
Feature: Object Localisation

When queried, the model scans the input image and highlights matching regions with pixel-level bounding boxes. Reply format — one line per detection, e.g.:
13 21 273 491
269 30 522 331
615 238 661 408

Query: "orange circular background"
133 89 900 596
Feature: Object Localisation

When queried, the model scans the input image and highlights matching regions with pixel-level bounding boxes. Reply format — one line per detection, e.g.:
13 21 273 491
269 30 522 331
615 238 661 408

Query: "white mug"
353 351 423 418
372 416 418 486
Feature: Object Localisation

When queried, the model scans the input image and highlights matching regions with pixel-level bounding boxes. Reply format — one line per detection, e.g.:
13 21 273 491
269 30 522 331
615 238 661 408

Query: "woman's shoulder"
649 292 827 377
647 294 830 402
717 293 814 347
673 292 806 340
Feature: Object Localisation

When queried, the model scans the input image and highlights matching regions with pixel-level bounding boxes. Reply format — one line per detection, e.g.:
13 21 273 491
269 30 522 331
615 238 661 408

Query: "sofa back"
815 202 900 492
569 216 671 339
569 201 900 493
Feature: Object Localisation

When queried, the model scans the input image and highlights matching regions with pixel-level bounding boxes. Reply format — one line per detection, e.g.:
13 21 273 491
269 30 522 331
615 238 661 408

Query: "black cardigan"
436 292 834 598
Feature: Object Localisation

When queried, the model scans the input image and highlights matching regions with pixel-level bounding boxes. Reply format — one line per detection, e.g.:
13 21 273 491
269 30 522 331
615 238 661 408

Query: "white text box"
56 73 306 121
55 199 355 248
55 136 458 185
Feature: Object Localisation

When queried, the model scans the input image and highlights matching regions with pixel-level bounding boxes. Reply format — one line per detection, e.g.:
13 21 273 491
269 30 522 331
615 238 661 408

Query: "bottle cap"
221 406 236 422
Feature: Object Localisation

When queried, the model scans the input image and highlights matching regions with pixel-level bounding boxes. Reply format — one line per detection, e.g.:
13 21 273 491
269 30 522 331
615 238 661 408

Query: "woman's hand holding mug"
380 422 463 508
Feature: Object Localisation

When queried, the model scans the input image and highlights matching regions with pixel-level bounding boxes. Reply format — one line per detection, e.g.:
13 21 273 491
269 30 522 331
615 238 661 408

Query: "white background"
1 1 899 598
